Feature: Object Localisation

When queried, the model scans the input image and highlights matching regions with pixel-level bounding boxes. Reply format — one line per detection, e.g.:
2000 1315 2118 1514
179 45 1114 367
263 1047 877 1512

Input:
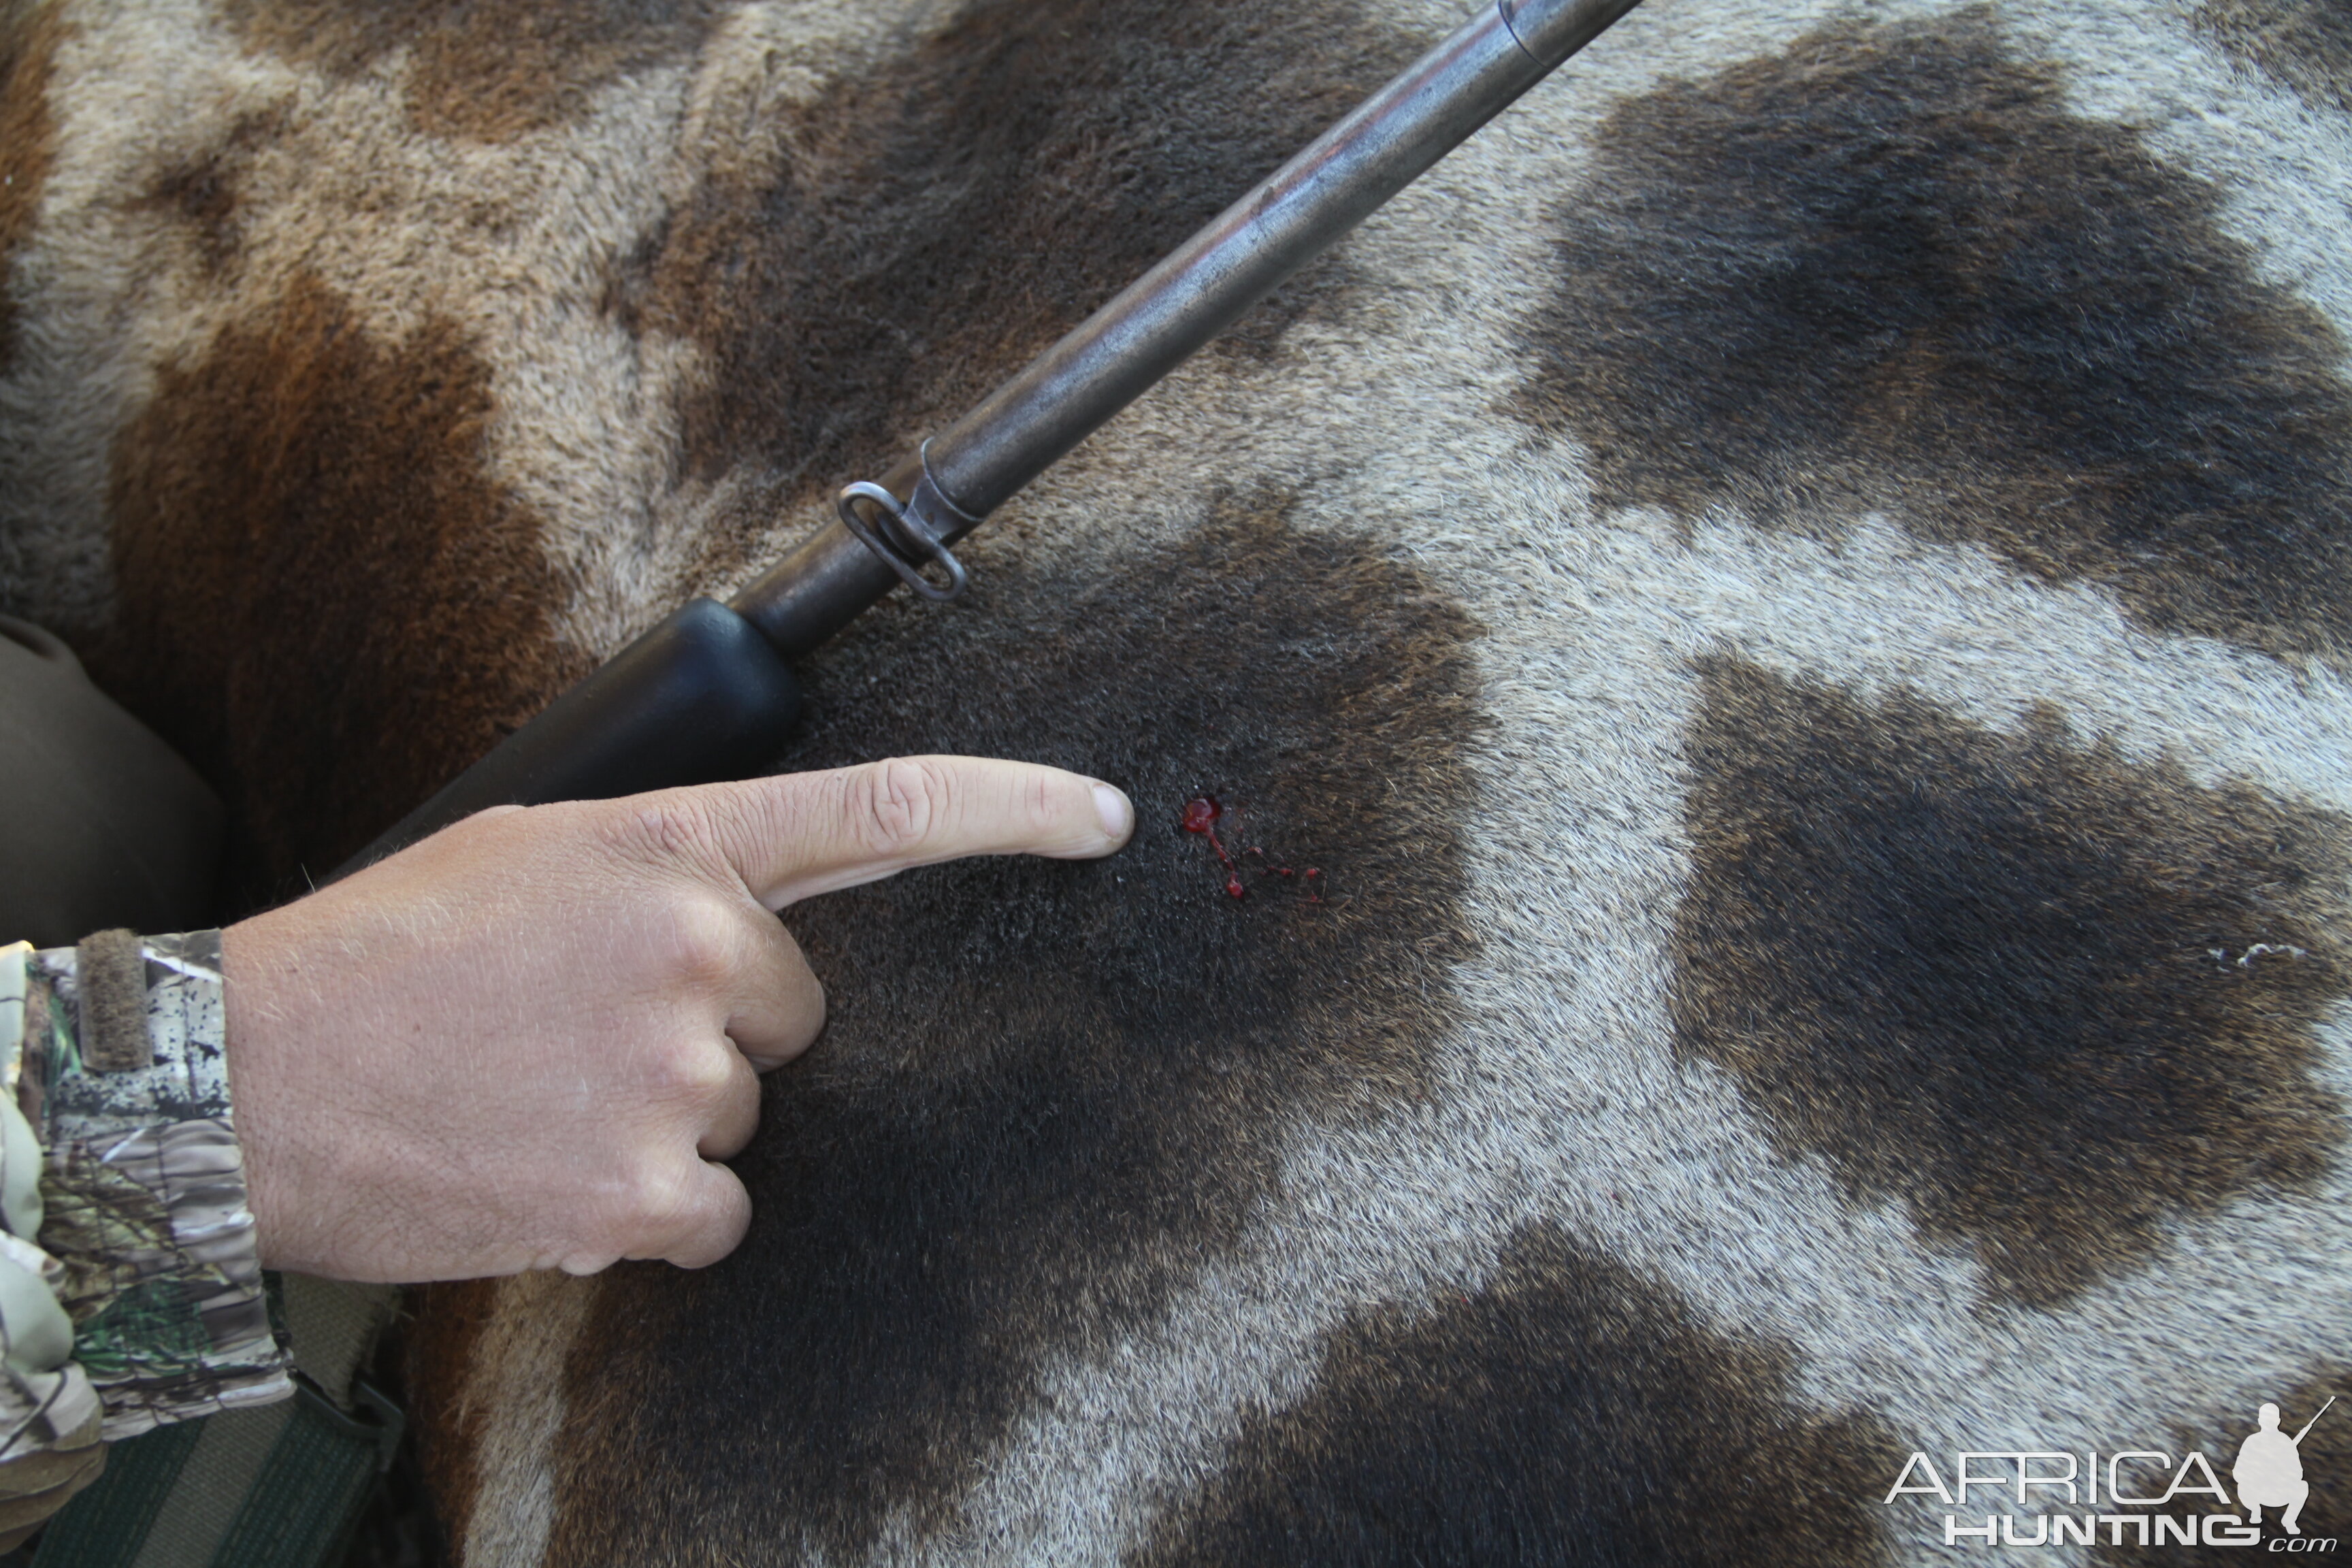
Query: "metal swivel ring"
836 480 970 602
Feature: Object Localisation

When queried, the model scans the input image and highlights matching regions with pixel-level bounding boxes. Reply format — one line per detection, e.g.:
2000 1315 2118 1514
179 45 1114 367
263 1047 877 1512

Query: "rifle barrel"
727 0 1643 658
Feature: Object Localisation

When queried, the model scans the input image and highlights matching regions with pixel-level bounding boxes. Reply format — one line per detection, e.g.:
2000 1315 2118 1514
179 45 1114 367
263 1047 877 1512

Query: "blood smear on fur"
1183 796 1326 904
1182 796 1246 898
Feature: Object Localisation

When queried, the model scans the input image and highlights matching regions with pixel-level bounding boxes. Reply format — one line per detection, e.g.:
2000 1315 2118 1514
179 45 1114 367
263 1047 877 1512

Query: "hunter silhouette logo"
2239 1399 2334 1537
1883 1397 2337 1550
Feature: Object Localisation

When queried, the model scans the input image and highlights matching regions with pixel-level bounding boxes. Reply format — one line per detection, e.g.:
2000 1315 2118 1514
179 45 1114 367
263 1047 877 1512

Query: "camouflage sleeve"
7 932 292 1443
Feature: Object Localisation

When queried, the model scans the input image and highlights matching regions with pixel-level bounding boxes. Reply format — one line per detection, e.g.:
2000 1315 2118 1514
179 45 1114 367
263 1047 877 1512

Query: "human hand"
219 757 1134 1281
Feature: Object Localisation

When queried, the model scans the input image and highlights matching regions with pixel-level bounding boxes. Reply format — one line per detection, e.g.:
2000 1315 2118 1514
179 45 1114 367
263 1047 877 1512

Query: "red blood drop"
1181 794 1327 906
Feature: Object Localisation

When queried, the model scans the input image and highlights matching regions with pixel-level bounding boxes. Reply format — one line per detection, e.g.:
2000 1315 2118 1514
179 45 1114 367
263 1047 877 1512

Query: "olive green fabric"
0 618 221 951
23 1422 201 1568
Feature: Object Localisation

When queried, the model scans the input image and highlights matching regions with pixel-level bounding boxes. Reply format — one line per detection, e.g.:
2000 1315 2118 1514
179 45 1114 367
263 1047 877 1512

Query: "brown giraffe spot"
2197 0 2352 116
620 0 1421 578
534 495 1486 1564
1136 1222 1900 1567
0 0 66 375
97 271 587 911
132 106 289 276
1515 10 2352 667
219 0 732 142
1673 656 2348 1307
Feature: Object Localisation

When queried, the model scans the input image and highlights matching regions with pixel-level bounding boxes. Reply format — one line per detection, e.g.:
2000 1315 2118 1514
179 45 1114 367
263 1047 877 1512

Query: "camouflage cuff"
14 932 293 1440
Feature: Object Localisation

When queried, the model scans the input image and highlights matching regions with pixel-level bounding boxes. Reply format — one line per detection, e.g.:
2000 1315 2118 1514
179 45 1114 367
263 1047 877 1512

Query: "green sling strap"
30 1277 402 1568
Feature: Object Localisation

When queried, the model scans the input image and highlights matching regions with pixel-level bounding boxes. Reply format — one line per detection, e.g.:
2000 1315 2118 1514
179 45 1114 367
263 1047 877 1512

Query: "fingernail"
1091 782 1134 843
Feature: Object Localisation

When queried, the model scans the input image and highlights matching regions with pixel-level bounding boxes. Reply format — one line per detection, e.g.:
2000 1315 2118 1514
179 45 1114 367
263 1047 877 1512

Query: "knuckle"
850 757 948 858
667 1173 749 1267
651 896 744 991
623 1157 700 1235
647 1034 738 1102
1023 770 1064 836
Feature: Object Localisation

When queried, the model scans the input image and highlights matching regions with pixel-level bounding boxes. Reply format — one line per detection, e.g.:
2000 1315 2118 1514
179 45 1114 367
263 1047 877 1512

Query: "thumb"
676 755 1134 908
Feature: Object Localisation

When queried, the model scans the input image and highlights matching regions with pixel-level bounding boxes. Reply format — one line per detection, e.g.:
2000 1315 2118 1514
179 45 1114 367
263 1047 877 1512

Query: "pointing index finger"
695 755 1134 909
